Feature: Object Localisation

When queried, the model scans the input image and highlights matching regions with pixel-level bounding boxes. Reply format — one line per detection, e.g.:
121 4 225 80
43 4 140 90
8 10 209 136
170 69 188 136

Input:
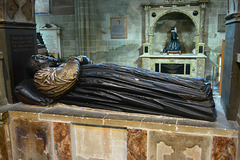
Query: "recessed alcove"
153 12 196 54
140 2 207 78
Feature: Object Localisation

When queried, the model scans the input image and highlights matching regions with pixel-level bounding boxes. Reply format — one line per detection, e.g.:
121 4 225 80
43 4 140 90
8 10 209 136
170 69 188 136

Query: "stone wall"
221 0 240 123
204 0 227 80
35 0 227 70
86 0 143 67
35 0 49 14
205 0 226 50
36 15 77 61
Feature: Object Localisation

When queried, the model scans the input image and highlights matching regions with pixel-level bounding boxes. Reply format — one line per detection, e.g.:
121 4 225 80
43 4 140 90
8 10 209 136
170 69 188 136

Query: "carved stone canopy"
140 0 208 78
142 0 209 55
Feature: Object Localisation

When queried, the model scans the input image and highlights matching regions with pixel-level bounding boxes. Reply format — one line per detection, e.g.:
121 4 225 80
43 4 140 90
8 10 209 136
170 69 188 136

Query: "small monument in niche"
163 26 181 54
39 24 61 59
140 2 208 78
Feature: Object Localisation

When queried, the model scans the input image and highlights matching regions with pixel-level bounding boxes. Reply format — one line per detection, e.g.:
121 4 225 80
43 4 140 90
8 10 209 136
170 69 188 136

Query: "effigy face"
26 55 59 77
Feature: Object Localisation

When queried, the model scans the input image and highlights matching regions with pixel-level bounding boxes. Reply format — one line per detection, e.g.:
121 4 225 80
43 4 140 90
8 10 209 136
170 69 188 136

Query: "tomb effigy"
14 55 216 122
163 27 181 54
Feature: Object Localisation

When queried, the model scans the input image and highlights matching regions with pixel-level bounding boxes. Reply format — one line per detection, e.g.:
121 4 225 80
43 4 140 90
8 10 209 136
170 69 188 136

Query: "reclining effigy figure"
14 55 216 121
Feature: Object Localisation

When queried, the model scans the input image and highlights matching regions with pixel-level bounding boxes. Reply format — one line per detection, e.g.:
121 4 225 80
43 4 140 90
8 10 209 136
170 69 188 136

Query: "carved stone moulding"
1 0 34 23
6 0 19 20
226 0 240 15
21 0 33 21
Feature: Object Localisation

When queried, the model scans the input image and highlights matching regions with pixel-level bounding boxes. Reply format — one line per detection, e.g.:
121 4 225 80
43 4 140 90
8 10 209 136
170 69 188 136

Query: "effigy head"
171 26 177 33
26 54 59 77
33 55 93 99
76 55 93 65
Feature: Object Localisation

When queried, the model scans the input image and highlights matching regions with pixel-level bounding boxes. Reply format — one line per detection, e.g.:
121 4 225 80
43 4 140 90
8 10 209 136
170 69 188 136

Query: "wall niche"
153 12 196 54
140 1 209 78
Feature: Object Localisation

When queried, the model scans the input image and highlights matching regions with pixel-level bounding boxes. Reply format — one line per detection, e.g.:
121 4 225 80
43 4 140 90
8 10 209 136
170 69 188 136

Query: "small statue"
163 26 181 53
14 55 216 121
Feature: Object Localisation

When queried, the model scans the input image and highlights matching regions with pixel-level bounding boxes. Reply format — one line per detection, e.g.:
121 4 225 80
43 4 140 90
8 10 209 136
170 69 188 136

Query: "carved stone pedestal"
0 103 239 159
0 0 37 103
141 54 206 78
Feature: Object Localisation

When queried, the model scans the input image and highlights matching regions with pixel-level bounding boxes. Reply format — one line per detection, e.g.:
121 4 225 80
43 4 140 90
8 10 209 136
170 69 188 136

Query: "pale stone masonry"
0 103 239 159
36 0 226 72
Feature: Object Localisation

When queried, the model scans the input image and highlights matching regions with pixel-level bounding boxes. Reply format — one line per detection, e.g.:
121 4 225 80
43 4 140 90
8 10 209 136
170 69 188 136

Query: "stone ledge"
141 1 209 7
140 53 207 58
0 102 238 136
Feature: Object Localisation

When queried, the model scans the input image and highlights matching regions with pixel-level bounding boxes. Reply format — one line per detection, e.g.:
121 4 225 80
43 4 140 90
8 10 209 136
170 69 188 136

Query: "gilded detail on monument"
21 0 32 21
6 0 19 19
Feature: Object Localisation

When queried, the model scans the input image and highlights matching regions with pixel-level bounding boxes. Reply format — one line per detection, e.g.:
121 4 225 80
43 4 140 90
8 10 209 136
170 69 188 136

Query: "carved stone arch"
150 10 200 37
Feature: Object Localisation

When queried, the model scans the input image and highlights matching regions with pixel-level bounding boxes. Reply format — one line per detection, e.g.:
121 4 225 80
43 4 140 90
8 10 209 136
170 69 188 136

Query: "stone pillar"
200 3 206 42
144 6 149 43
221 0 240 123
74 0 93 59
0 0 37 103
0 51 7 105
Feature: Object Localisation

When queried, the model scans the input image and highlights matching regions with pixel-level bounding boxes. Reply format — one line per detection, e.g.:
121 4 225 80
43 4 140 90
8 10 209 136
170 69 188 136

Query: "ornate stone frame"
142 1 208 55
140 1 209 78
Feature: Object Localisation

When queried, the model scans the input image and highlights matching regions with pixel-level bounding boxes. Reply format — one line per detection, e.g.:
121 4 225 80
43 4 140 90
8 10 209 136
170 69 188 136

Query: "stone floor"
213 91 226 115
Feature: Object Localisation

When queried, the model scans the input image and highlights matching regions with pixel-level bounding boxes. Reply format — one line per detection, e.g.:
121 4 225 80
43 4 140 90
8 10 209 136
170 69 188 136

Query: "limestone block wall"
36 15 77 61
0 103 239 159
35 0 227 71
204 0 226 79
35 0 49 14
205 0 226 50
87 0 142 67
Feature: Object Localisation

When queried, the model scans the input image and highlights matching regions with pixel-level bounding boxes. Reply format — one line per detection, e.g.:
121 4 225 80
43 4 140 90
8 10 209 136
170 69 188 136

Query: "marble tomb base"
0 103 239 160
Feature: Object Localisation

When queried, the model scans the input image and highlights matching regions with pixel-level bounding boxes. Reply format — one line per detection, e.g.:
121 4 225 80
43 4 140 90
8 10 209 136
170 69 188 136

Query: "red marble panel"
53 122 72 160
0 124 8 160
127 129 147 160
212 136 237 160
4 123 12 160
0 122 13 160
